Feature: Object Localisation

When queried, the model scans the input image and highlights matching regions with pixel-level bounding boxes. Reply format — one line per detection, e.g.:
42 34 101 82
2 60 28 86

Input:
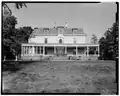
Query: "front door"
56 47 65 56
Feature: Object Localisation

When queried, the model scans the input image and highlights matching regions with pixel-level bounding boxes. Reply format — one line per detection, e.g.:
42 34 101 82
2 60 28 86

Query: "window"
73 38 76 44
58 28 64 34
59 39 63 44
45 38 48 44
72 28 78 34
44 28 49 34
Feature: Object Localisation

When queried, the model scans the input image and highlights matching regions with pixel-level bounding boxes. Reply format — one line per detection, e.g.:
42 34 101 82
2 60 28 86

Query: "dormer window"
44 28 49 34
72 28 78 35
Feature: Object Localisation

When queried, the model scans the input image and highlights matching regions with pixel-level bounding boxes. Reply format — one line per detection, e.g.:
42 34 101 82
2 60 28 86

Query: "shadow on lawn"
2 61 35 72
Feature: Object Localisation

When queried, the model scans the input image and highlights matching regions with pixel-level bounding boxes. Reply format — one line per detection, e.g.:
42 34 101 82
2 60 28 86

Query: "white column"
28 46 29 55
21 46 22 56
26 46 28 55
65 46 67 54
87 46 89 57
29 46 30 55
32 46 34 56
43 46 45 55
84 47 86 56
24 46 26 55
34 46 36 54
30 46 32 55
28 46 30 55
54 46 56 54
76 46 78 56
21 46 23 56
15 55 18 61
36 46 37 55
98 45 99 57
23 46 24 55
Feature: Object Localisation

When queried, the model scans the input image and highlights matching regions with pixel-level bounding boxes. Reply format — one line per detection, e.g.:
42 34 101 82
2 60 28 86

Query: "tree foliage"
3 15 33 60
99 21 118 60
2 3 27 17
3 16 17 58
14 3 27 9
15 27 33 43
91 34 98 44
2 3 27 9
90 34 98 54
2 3 29 60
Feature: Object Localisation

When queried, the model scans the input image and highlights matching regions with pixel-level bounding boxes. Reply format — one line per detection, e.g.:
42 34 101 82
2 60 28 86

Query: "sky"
7 2 116 43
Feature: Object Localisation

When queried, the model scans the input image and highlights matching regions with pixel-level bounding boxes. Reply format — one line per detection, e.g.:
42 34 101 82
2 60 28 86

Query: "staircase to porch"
52 56 68 60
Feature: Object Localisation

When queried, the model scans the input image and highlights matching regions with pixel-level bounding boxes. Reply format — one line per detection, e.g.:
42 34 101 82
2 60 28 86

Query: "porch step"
52 56 68 60
50 55 98 60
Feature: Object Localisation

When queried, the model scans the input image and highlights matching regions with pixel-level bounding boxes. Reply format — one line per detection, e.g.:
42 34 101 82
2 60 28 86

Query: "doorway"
56 46 65 56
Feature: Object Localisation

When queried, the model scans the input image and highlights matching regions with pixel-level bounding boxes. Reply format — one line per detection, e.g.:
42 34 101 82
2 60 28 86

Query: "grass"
2 60 116 94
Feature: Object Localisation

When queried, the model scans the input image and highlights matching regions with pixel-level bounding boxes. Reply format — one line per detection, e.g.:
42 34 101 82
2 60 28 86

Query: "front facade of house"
21 25 99 60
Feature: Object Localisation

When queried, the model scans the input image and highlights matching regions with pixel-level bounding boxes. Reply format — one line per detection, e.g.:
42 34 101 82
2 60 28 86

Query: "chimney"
65 22 68 28
53 22 56 28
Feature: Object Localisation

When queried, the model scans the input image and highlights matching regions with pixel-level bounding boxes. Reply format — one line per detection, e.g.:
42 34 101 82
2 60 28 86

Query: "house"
21 23 99 60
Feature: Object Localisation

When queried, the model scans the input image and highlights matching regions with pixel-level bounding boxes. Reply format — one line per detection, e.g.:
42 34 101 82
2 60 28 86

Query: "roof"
32 26 87 36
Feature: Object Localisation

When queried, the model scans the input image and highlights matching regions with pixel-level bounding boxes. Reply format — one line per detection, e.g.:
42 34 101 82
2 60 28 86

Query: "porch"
21 43 99 60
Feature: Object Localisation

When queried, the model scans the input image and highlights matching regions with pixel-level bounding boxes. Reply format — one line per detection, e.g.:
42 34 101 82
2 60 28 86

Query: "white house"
21 24 99 60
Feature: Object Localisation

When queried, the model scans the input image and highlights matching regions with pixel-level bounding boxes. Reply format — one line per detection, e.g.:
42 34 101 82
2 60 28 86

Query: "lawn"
2 60 117 94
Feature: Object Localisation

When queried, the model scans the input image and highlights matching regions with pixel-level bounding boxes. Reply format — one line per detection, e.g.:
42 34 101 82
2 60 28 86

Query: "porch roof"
22 43 99 47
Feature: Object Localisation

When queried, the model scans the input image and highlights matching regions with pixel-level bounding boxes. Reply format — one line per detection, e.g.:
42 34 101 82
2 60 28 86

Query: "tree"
2 3 27 17
89 34 98 55
14 3 27 9
14 27 33 59
99 37 107 59
91 34 98 44
2 2 27 60
99 21 118 60
3 16 17 60
3 14 33 60
16 27 33 43
112 21 118 58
